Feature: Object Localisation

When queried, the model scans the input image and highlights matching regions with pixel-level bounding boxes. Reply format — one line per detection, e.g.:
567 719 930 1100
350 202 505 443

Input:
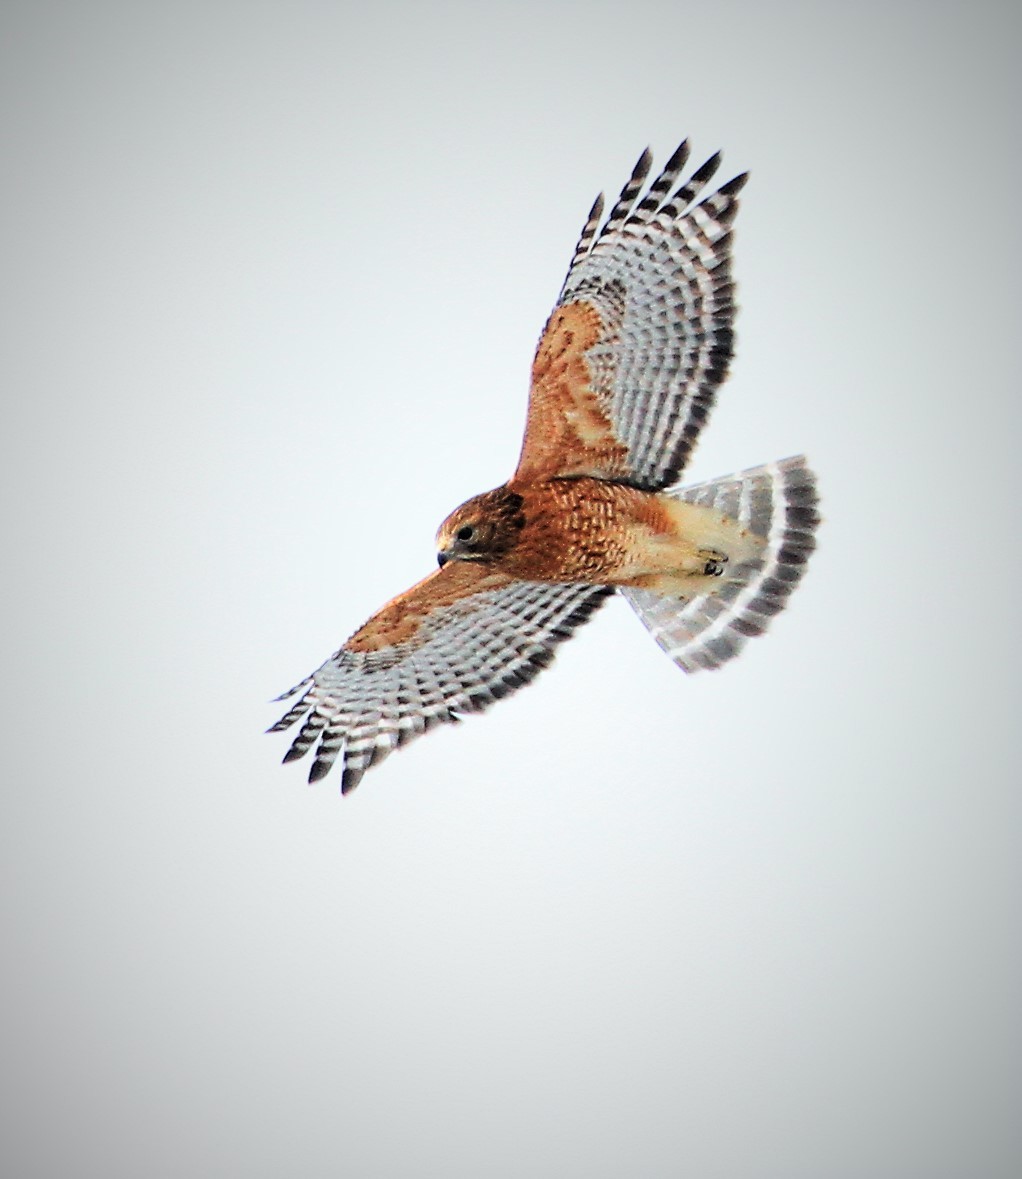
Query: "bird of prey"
270 140 819 793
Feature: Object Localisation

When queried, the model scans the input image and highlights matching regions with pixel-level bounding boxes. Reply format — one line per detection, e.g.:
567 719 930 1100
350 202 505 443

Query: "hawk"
270 140 820 793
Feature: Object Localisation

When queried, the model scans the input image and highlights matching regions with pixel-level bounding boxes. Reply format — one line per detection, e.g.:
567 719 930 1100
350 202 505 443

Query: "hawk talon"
700 550 728 577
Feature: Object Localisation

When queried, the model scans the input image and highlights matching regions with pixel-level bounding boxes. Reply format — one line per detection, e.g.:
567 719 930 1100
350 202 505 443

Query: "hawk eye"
456 525 475 542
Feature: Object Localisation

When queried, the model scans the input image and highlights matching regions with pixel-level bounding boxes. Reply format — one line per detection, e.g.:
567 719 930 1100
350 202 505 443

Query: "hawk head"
436 486 526 567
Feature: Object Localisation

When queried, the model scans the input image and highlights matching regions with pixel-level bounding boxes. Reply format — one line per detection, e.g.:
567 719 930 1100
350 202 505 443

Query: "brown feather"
514 300 630 482
345 563 514 653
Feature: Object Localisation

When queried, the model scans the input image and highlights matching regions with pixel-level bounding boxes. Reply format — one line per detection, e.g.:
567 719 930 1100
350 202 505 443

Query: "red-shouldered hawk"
270 141 819 794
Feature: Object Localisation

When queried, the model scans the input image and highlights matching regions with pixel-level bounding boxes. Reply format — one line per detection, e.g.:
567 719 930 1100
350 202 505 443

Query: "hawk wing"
514 142 746 490
269 562 611 793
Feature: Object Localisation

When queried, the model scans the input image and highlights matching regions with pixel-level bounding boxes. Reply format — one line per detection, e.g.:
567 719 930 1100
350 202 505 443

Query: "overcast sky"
2 3 1020 1176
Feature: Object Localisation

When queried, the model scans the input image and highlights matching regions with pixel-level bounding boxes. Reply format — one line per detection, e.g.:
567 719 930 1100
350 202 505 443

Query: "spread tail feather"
621 456 819 672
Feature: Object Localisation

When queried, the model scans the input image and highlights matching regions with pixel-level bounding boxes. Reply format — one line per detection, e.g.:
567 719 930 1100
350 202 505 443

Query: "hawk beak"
437 552 449 568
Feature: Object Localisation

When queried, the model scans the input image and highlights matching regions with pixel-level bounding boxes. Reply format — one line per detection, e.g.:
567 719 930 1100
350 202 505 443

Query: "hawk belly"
504 478 766 595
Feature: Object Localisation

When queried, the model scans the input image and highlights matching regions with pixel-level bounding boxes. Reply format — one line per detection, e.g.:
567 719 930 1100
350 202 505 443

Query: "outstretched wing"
269 561 611 793
515 141 746 490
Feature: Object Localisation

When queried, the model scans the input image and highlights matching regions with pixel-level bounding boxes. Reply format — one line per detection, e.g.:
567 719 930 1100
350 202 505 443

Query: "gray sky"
2 2 1020 1176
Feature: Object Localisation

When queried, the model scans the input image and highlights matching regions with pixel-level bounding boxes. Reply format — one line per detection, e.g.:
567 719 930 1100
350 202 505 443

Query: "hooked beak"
437 552 449 568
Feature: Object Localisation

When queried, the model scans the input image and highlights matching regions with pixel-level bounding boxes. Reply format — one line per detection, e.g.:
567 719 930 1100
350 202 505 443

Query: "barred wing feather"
516 141 746 490
270 571 611 793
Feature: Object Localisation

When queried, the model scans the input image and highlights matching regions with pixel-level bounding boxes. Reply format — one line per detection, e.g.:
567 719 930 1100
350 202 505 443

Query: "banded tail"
622 456 819 672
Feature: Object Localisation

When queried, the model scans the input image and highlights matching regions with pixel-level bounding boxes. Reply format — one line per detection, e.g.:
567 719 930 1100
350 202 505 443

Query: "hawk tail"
621 456 819 672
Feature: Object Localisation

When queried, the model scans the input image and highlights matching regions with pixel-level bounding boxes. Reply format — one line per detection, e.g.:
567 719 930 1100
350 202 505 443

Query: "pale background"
2 3 1020 1176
